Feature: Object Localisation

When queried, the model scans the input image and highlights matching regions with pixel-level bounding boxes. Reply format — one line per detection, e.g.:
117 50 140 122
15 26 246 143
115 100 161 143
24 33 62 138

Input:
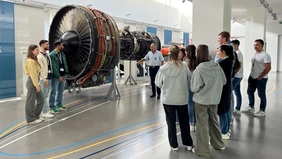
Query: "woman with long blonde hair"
155 45 193 151
24 44 44 124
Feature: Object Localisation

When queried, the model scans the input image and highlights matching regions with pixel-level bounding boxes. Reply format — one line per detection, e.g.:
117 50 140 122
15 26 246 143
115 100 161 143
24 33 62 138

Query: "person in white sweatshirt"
155 45 193 151
37 40 54 118
190 44 226 158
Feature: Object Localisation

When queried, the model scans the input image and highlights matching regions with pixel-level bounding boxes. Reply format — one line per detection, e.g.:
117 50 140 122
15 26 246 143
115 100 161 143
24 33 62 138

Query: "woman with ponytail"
216 45 234 140
24 44 44 124
155 45 193 151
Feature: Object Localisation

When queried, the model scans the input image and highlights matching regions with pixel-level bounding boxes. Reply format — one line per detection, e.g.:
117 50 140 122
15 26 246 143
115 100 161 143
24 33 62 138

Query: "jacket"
155 62 191 105
49 50 68 78
190 60 226 105
24 59 41 89
217 58 233 114
37 52 52 82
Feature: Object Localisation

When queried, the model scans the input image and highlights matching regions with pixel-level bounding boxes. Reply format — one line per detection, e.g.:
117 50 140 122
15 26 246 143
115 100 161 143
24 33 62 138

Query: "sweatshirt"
190 60 226 105
155 62 191 105
24 59 41 89
37 52 52 82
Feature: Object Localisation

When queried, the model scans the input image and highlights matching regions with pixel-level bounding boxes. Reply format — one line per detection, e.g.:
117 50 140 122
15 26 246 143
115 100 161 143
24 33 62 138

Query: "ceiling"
232 0 282 22
188 0 282 22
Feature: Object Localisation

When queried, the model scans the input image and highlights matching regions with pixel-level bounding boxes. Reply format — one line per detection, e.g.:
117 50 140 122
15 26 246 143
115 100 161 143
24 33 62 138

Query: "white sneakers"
222 134 230 140
170 146 193 151
28 119 42 125
242 107 255 113
242 107 266 117
187 146 193 151
253 110 266 117
233 110 241 115
190 125 196 132
42 112 54 118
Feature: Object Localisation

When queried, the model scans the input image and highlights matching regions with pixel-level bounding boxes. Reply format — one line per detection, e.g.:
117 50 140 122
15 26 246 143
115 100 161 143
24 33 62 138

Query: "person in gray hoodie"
190 44 226 158
155 45 193 151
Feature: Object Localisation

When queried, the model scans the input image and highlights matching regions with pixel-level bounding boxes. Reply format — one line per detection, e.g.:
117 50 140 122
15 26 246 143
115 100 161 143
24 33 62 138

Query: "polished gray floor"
0 73 281 159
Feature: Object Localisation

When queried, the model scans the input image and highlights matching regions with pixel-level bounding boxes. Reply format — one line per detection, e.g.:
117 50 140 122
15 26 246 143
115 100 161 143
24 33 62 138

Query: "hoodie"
155 62 191 105
190 60 226 105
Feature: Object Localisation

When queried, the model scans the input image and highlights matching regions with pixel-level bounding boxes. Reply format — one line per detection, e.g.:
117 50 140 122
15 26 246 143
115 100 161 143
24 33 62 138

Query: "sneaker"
190 125 196 132
28 119 42 125
157 95 160 99
187 146 193 151
222 134 230 140
50 107 59 114
56 105 67 111
39 117 44 121
253 110 265 117
233 110 241 115
150 95 156 98
171 147 178 151
214 147 226 150
230 117 234 126
42 113 54 118
242 107 255 113
192 148 196 153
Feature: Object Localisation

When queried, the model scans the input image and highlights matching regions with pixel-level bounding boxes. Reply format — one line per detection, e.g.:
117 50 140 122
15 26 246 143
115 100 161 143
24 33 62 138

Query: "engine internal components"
120 26 161 61
49 5 120 89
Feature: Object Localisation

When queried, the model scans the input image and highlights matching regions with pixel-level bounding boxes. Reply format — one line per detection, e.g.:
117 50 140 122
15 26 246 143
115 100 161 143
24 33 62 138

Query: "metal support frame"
107 68 121 100
124 59 137 85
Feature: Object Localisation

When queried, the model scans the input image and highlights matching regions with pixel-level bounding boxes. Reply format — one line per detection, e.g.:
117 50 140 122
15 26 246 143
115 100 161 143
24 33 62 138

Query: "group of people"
141 31 271 158
24 40 68 124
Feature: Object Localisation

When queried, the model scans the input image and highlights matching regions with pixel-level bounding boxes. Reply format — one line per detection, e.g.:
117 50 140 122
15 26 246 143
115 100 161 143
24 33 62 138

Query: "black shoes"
150 95 160 99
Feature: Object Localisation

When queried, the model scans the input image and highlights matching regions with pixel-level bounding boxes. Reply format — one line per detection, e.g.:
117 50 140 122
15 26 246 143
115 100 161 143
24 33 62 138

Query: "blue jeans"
39 79 52 114
49 76 66 109
219 112 230 134
247 76 268 111
176 89 195 124
232 77 243 110
188 89 195 125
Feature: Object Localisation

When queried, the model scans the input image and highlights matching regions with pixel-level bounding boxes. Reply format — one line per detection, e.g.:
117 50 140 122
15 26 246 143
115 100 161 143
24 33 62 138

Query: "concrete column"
192 0 231 54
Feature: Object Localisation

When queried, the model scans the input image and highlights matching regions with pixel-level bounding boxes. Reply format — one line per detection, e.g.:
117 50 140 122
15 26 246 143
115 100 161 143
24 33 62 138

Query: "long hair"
168 45 182 67
27 44 40 65
185 44 196 71
218 45 234 61
179 48 186 61
196 44 210 65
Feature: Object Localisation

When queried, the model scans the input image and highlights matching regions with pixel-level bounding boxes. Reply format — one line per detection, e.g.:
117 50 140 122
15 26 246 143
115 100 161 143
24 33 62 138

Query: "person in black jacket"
216 45 234 140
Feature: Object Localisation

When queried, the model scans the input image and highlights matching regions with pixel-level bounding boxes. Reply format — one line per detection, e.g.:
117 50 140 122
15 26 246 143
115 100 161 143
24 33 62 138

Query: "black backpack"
232 51 240 77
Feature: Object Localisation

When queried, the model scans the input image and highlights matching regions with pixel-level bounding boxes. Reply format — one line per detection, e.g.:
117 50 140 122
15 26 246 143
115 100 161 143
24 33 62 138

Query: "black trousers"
149 66 161 96
163 104 193 148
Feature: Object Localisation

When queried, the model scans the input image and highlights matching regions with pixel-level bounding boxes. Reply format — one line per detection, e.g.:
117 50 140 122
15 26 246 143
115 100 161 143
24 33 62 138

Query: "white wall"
14 4 45 96
267 22 282 35
278 35 282 72
266 32 278 72
172 31 181 43
231 21 279 73
32 0 192 33
231 22 245 37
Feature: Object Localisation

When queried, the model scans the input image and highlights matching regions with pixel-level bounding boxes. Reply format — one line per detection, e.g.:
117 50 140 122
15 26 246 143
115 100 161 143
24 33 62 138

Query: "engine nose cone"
61 30 80 54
